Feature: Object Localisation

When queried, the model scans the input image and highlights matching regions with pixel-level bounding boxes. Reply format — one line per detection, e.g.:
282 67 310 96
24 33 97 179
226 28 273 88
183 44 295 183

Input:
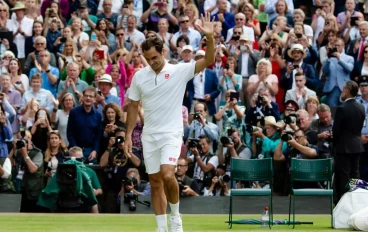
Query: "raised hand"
196 12 214 38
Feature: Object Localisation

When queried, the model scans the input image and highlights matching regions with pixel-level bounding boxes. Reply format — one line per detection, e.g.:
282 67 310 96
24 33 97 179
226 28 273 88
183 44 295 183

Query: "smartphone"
295 33 302 39
230 92 240 101
60 37 67 43
293 65 299 69
47 167 52 172
351 16 359 26
155 2 164 7
93 50 105 59
39 111 46 120
97 90 102 95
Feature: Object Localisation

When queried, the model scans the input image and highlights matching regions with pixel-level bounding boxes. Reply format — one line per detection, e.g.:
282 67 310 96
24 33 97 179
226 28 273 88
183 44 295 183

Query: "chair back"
230 158 273 184
290 158 333 183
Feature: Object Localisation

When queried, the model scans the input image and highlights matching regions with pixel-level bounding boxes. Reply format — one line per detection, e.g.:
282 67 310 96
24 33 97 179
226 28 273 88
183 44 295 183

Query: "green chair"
288 158 333 228
228 157 273 229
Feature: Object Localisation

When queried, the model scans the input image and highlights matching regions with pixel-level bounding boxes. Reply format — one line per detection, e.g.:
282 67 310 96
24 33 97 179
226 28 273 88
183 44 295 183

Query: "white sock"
156 214 167 230
169 202 180 216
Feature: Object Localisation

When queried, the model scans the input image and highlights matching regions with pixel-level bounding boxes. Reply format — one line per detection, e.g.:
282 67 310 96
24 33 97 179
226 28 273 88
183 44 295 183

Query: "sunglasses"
180 20 189 24
116 33 124 37
0 9 6 12
365 51 368 54
235 18 244 21
36 43 45 46
233 32 242 35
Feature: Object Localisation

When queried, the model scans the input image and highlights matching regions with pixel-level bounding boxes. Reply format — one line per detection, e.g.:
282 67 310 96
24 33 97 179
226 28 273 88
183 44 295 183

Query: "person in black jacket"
333 80 365 204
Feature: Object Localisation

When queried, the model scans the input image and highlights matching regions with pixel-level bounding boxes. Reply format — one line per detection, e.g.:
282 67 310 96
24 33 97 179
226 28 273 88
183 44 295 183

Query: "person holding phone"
214 89 245 142
218 57 242 99
30 109 53 153
342 12 364 44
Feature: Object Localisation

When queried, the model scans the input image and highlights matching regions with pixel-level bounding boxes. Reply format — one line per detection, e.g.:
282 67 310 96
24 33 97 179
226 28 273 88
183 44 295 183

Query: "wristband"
46 70 51 73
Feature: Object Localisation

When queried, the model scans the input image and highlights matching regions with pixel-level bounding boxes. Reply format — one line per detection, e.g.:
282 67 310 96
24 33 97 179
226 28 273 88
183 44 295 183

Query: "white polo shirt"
6 17 34 58
129 62 196 135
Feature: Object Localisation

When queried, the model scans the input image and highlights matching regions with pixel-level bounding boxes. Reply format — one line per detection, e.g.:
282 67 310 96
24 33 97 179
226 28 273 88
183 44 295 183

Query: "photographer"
251 116 286 158
184 103 218 144
246 88 281 127
274 129 319 190
203 176 230 196
14 130 44 212
322 37 354 107
218 128 251 174
100 127 141 213
175 157 200 197
296 109 318 145
187 135 218 194
310 104 334 158
121 168 151 199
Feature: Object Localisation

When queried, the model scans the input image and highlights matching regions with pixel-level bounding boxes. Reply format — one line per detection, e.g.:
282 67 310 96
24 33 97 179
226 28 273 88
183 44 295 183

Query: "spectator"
25 21 44 59
337 0 358 33
172 15 201 50
203 176 230 196
29 50 59 97
121 167 151 197
285 71 317 109
225 12 254 44
264 0 294 25
20 73 54 114
211 0 235 38
268 0 294 29
57 62 88 106
218 57 242 96
305 96 320 122
0 110 13 193
96 0 119 31
94 74 121 112
156 18 173 48
124 15 145 51
67 87 102 163
43 131 68 182
57 38 78 71
68 4 98 35
296 109 318 145
8 58 29 94
347 21 368 61
30 108 53 153
70 17 89 48
247 58 279 102
242 3 261 48
289 9 313 42
343 12 364 44
322 38 354 107
21 99 40 128
51 93 75 147
175 157 200 196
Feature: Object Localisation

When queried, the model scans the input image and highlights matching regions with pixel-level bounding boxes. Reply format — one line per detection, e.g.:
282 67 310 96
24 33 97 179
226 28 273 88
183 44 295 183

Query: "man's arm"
273 140 285 161
289 141 317 158
195 13 215 74
66 109 77 147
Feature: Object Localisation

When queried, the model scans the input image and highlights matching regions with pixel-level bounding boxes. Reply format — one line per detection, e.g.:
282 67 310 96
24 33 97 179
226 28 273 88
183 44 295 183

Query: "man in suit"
346 21 368 61
285 71 317 109
280 44 319 92
333 80 365 204
322 38 354 107
235 35 260 107
184 50 221 121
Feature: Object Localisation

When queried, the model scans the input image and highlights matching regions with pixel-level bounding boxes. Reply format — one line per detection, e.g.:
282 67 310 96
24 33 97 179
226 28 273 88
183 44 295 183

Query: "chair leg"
292 195 296 229
330 195 333 228
288 193 292 227
269 194 273 229
228 195 232 229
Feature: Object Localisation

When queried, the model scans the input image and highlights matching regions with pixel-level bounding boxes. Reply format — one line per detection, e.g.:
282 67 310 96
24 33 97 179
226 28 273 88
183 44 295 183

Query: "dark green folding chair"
288 158 333 228
228 157 273 229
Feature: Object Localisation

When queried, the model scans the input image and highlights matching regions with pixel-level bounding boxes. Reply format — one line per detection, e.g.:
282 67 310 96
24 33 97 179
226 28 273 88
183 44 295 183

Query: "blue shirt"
67 105 102 152
0 124 12 158
211 12 235 38
357 97 368 135
95 94 121 114
29 65 59 97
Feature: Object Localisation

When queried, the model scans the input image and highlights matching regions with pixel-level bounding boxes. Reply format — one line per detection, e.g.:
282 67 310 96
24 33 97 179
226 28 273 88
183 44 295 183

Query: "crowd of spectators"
0 0 368 213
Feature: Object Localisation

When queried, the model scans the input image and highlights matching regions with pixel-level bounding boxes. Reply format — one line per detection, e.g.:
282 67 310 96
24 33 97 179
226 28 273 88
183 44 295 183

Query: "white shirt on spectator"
249 74 278 101
292 61 303 90
125 29 145 45
226 26 255 43
193 71 205 99
98 0 124 14
344 26 360 42
189 154 219 180
73 32 89 45
241 52 250 77
21 88 54 113
314 16 325 46
204 0 230 15
6 16 34 58
129 62 196 135
1 158 11 179
289 25 313 38
133 0 143 28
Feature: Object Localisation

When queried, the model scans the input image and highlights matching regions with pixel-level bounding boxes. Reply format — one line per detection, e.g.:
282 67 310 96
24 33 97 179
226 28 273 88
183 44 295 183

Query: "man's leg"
149 173 168 232
334 153 351 204
161 164 179 214
350 153 361 179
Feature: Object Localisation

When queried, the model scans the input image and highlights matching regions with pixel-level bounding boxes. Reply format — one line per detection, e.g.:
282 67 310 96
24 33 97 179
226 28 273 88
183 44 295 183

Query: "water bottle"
261 206 269 228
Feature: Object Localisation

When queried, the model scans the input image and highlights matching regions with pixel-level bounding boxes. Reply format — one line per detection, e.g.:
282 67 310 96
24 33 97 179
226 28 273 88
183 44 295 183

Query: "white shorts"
141 132 182 174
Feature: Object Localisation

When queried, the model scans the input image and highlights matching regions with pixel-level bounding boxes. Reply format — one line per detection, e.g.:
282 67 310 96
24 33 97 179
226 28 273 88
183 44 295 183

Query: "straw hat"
264 116 284 128
11 2 26 11
287 43 307 58
97 74 116 86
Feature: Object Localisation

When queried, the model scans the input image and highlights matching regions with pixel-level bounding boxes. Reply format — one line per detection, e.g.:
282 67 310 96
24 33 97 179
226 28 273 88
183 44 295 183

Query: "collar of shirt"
345 97 355 102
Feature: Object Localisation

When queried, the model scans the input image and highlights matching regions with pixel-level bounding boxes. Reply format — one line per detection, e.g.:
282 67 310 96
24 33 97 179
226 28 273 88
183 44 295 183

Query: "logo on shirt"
169 157 176 162
165 74 170 79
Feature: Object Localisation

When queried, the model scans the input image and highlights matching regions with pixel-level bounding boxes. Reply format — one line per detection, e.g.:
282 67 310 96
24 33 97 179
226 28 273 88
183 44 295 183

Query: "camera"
257 94 266 105
16 138 28 149
123 176 138 187
281 130 294 142
225 63 230 69
295 33 302 39
220 136 233 146
188 138 201 150
328 47 337 58
114 136 124 147
60 37 67 43
246 125 261 133
284 114 298 124
293 65 299 70
124 191 138 211
219 175 230 182
232 35 240 41
177 177 187 196
193 113 201 120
